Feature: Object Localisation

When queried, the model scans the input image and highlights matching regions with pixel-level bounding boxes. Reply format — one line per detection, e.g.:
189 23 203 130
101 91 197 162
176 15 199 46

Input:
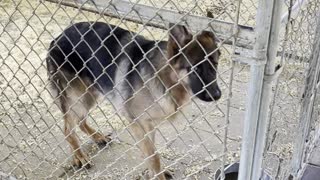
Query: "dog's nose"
205 89 221 100
211 89 221 100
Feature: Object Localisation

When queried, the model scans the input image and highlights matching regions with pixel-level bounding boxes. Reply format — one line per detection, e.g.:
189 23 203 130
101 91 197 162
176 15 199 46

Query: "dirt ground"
0 0 306 179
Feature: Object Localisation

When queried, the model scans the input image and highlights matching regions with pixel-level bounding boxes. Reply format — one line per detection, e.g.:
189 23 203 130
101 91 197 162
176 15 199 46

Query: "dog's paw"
142 169 152 179
72 151 92 169
142 169 174 180
93 133 112 149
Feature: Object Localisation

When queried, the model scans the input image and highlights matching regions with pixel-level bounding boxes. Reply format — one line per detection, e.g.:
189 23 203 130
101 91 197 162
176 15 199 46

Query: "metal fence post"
252 0 283 179
238 0 283 179
291 15 320 178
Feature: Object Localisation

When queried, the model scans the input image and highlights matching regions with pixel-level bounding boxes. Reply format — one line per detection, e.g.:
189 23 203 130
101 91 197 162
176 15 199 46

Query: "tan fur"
158 65 190 111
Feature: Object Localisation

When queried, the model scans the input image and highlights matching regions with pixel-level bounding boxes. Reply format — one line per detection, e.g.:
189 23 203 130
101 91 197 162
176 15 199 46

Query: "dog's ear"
168 23 192 47
200 31 215 39
167 23 192 58
200 30 221 44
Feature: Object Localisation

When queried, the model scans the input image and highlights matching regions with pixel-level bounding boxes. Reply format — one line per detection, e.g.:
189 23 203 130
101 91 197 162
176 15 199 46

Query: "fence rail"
45 0 255 49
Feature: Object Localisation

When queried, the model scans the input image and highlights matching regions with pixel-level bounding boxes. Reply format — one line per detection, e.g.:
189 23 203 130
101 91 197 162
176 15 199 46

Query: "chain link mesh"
0 0 318 179
0 0 246 179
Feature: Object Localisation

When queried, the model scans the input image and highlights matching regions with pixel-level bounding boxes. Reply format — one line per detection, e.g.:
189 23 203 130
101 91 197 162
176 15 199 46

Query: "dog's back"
47 22 158 95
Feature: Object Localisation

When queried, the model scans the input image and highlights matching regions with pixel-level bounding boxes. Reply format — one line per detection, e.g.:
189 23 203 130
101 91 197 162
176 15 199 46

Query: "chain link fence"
0 0 252 179
263 0 320 179
0 0 319 179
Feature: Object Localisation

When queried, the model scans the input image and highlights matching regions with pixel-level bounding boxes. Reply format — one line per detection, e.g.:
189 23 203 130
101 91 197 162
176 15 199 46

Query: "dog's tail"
46 40 68 109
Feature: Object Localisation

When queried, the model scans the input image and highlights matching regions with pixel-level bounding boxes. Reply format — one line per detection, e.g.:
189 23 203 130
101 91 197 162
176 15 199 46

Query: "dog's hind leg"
57 79 97 168
63 110 92 169
76 92 111 148
58 87 95 168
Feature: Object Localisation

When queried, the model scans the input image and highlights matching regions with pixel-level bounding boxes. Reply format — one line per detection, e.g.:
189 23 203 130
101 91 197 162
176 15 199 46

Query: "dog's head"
167 23 221 102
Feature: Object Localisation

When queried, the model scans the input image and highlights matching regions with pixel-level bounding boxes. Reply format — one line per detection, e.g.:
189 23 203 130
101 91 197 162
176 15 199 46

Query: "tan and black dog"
46 20 221 179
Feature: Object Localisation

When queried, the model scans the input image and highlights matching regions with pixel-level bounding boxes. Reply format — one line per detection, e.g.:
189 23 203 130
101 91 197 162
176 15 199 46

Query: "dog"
46 20 221 179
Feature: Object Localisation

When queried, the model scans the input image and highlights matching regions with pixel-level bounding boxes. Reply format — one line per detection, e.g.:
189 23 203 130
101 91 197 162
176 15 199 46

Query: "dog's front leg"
129 121 166 180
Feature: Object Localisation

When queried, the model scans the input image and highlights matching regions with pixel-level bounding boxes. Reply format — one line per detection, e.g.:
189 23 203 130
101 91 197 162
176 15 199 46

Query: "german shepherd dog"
46 19 221 179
